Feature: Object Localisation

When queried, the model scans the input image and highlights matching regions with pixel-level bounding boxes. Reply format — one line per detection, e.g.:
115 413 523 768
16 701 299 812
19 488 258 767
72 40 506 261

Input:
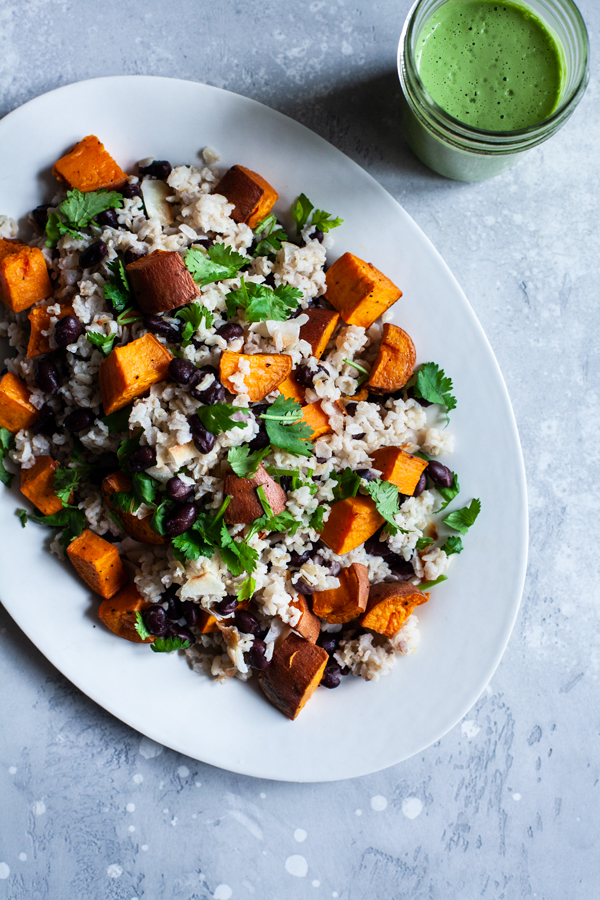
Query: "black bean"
166 623 195 646
169 358 200 386
127 445 156 472
264 273 276 288
124 247 145 265
248 425 269 452
120 182 142 199
295 364 325 388
63 408 95 432
34 358 60 395
364 531 391 557
315 457 327 464
356 468 375 481
216 322 243 342
139 160 172 180
279 475 292 493
31 204 51 231
353 432 366 440
195 237 214 250
95 208 119 228
321 661 342 688
79 240 108 269
345 402 358 417
294 577 314 596
427 460 454 489
54 314 82 348
387 554 415 580
166 476 194 502
234 609 262 637
181 600 201 627
31 403 56 435
289 549 312 568
162 584 183 620
413 471 427 497
313 229 324 243
164 502 198 537
142 604 169 636
192 379 226 405
143 314 181 342
407 386 432 407
188 416 216 454
328 561 342 577
317 634 339 656
214 595 238 617
248 638 270 670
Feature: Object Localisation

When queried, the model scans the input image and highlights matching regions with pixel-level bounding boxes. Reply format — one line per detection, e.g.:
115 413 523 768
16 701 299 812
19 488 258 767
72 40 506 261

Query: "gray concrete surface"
1 1 598 897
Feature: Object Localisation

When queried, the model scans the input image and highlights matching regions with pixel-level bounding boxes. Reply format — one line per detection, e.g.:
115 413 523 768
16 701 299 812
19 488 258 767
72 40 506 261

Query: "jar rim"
398 0 590 143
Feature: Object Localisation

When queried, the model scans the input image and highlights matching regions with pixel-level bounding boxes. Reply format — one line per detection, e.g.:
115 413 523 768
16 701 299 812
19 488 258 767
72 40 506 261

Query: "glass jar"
397 0 590 181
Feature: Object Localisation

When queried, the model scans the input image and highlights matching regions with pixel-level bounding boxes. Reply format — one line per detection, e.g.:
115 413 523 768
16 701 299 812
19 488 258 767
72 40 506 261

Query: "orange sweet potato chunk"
290 595 321 644
258 632 328 719
300 400 345 440
214 165 278 228
52 135 127 193
0 241 53 313
102 471 166 545
278 373 305 405
325 252 402 328
0 372 38 433
99 332 172 415
67 529 128 599
27 304 75 358
98 583 155 643
20 456 66 516
299 309 339 359
360 581 429 637
126 250 198 315
312 562 370 624
370 446 428 496
219 350 292 402
367 323 416 393
319 495 384 555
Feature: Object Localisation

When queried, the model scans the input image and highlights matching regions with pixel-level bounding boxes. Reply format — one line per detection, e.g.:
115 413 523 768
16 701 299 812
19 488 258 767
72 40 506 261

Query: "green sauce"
416 0 564 131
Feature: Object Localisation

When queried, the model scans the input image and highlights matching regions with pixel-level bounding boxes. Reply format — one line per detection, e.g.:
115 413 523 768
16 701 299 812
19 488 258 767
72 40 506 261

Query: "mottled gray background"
1 1 598 898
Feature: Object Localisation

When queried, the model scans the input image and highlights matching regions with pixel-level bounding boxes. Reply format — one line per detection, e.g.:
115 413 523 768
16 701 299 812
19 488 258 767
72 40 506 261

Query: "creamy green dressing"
417 0 564 131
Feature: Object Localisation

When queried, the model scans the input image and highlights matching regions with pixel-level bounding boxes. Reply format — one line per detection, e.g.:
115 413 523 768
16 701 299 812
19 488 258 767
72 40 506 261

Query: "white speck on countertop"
370 795 387 811
132 774 143 784
8 767 16 775
402 797 423 819
128 825 135 833
213 886 232 900
33 800 46 816
139 737 164 759
461 720 481 739
177 765 190 778
285 855 308 877
513 793 522 801
126 803 135 813
107 864 123 879
18 853 26 862
0 863 10 879
312 880 320 887
294 828 307 842
355 809 362 816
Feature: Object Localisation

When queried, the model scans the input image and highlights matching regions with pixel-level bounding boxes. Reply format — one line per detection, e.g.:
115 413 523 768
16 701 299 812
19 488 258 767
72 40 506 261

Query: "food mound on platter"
0 135 480 719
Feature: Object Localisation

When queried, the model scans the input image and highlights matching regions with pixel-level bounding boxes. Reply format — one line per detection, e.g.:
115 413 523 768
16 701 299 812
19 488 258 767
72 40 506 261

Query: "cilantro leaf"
416 536 434 551
311 209 343 233
26 506 87 548
0 427 15 487
419 575 448 590
227 445 271 478
441 536 463 555
117 432 141 468
436 471 460 510
291 193 314 235
261 396 313 458
443 499 481 535
413 363 457 417
185 243 247 288
86 330 116 356
135 611 152 641
103 259 132 314
309 506 326 532
171 527 214 563
246 508 300 542
53 466 88 507
256 484 274 518
131 472 157 508
332 467 362 502
45 212 83 247
111 491 136 515
101 405 132 433
59 188 123 229
151 635 191 653
219 522 259 576
175 302 214 348
225 277 301 323
196 403 249 437
237 576 256 603
363 479 401 536
17 508 28 527
151 499 174 537
253 214 288 259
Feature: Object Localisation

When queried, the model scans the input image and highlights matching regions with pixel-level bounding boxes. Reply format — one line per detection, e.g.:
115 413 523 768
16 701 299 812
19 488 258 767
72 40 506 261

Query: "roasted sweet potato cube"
52 135 127 193
300 400 345 440
299 309 340 359
319 495 384 555
224 464 287 525
0 372 38 433
27 304 75 358
102 471 166 545
67 529 128 599
126 249 198 315
0 242 53 313
20 455 66 516
325 252 402 328
290 595 321 643
214 165 278 228
360 581 428 637
312 562 369 624
219 351 292 402
196 609 220 634
370 446 428 495
258 632 328 719
278 373 305 405
98 583 155 643
99 332 172 415
367 323 416 393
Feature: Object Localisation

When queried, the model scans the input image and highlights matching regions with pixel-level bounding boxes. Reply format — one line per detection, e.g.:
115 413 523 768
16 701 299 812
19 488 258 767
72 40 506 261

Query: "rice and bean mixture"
0 142 476 715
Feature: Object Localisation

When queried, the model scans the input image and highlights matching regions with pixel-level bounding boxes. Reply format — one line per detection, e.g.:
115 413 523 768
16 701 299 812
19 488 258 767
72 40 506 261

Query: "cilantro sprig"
103 258 132 314
135 611 153 641
260 396 313 458
309 506 326 532
246 508 300 542
0 427 15 487
443 499 481 535
86 330 116 356
175 302 214 348
225 277 302 323
45 189 123 248
151 635 191 653
363 479 402 536
441 535 463 555
291 193 343 236
227 445 271 478
253 214 288 259
185 243 248 288
53 465 89 507
237 576 256 603
413 363 457 421
436 471 460 510
419 575 448 590
18 506 87 549
196 404 249 437
101 405 132 433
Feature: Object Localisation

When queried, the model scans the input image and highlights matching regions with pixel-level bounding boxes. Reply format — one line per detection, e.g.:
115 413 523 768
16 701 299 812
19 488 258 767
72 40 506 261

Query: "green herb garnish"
225 277 302 323
0 427 15 487
86 331 116 356
260 396 313 458
227 445 271 478
185 243 247 288
441 536 463 555
104 259 132 314
291 193 343 236
363 479 402 536
175 302 214 348
413 363 456 420
151 635 191 653
196 404 249 437
309 505 326 532
443 499 481 535
419 575 448 590
253 214 288 258
53 466 89 507
135 611 152 641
